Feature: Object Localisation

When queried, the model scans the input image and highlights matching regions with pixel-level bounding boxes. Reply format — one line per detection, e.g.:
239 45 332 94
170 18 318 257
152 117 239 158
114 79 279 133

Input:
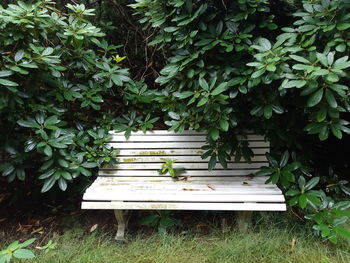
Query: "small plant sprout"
112 55 126 63
159 159 185 179
0 238 36 263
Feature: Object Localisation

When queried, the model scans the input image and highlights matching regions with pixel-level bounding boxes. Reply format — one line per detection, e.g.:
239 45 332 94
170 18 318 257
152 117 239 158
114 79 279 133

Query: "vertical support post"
114 210 128 241
236 211 253 232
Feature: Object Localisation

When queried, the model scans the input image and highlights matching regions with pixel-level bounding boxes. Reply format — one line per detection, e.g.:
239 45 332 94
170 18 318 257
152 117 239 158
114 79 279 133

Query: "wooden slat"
116 155 267 163
117 148 269 156
105 162 268 170
110 134 265 142
109 130 257 136
93 176 268 182
87 176 278 189
83 192 284 202
85 187 281 195
111 135 207 142
108 141 269 149
110 130 205 135
85 182 280 193
82 202 287 211
98 169 260 177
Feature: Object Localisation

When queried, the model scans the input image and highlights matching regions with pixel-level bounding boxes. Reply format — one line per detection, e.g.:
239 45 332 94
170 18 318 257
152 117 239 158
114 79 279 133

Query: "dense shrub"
131 0 350 242
0 1 159 193
1 0 350 244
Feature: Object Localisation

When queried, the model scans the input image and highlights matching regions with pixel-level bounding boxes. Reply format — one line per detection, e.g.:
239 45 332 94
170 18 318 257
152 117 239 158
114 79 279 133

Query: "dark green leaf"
307 89 323 107
208 153 217 170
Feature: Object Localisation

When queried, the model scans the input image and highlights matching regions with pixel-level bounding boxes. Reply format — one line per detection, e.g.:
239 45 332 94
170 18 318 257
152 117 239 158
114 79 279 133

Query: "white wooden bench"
82 130 286 240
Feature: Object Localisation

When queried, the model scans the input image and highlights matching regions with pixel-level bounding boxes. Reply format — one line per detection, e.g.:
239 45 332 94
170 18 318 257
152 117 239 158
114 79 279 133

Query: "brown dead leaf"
182 188 200 191
242 182 252 186
207 184 216 190
90 224 98 233
31 227 44 235
16 224 34 233
244 174 254 180
179 176 192 181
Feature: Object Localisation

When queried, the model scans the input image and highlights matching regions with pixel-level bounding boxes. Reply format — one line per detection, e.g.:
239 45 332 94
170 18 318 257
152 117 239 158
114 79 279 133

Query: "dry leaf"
244 174 254 180
179 176 191 181
242 182 252 186
207 184 216 190
90 224 98 232
31 227 44 234
182 188 200 191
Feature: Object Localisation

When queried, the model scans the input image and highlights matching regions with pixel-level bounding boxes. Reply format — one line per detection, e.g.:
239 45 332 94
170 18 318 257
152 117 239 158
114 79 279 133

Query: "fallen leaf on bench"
179 176 192 181
242 182 252 186
207 184 216 190
182 188 200 191
90 224 98 233
244 174 254 180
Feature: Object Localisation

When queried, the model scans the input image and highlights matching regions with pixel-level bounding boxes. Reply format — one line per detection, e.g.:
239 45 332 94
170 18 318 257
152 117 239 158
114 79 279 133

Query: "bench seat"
81 130 286 239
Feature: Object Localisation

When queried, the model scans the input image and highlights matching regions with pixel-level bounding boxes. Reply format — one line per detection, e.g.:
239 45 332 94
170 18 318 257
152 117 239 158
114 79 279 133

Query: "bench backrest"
99 130 269 178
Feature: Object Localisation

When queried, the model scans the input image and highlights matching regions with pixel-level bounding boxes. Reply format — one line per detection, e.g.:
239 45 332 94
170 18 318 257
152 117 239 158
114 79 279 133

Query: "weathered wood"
82 202 287 211
108 141 269 149
105 162 269 170
98 169 262 177
109 130 256 136
92 176 273 185
82 130 286 239
115 155 268 163
114 210 127 241
110 134 265 142
84 193 284 202
117 148 269 156
236 211 253 232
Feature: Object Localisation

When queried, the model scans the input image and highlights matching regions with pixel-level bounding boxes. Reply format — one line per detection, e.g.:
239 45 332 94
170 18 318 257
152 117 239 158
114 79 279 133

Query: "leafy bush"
0 1 136 192
131 0 350 242
0 238 36 263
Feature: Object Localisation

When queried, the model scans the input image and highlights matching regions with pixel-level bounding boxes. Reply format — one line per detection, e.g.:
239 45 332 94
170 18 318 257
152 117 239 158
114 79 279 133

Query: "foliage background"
0 0 350 243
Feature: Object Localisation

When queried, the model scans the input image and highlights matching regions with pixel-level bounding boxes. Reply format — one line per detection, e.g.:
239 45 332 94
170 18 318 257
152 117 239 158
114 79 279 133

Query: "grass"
8 219 348 263
1 211 349 263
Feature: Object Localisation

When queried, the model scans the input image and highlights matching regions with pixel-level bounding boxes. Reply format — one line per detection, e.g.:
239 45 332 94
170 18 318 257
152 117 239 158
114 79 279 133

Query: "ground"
0 206 349 263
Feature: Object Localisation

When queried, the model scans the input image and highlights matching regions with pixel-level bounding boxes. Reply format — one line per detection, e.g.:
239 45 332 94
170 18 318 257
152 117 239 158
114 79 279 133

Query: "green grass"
1 212 349 263
16 224 349 263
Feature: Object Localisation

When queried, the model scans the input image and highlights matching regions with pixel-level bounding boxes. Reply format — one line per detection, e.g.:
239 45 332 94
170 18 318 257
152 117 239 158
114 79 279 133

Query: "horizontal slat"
83 192 284 202
86 184 280 193
116 155 267 163
104 162 268 170
110 135 265 142
111 135 207 142
85 187 281 196
110 130 205 135
82 202 287 211
88 177 281 193
117 148 269 156
110 130 257 136
93 176 268 182
83 176 283 201
99 170 260 177
108 141 269 149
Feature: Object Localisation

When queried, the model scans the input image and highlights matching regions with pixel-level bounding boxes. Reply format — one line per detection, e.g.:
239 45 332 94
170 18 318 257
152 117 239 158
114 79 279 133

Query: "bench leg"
236 211 253 232
114 210 128 241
